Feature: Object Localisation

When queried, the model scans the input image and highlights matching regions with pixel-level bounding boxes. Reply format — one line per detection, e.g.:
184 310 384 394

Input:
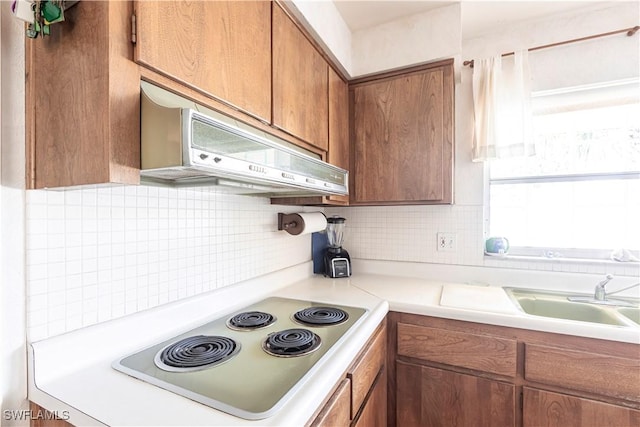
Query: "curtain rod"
463 25 640 67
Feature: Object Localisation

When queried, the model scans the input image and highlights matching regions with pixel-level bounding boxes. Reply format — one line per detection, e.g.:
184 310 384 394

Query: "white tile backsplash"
28 188 639 342
327 204 640 279
327 204 486 266
26 185 316 341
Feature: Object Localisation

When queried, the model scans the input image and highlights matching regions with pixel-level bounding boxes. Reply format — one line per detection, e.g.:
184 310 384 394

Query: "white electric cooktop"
112 297 367 420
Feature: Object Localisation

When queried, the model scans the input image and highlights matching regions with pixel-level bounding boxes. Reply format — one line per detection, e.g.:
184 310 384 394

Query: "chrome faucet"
568 274 639 306
594 274 614 301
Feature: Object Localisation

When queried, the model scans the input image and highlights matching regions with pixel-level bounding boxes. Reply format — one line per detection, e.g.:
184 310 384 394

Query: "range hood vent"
140 82 348 197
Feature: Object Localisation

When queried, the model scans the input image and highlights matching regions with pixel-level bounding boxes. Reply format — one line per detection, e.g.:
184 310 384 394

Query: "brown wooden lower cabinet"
523 388 640 427
396 361 516 427
311 378 352 427
388 311 640 427
354 368 387 427
309 319 387 427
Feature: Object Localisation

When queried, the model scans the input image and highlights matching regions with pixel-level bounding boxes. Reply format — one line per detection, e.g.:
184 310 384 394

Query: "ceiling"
333 1 612 38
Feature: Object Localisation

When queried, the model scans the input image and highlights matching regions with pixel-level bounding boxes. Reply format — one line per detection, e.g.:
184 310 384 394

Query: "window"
489 80 640 259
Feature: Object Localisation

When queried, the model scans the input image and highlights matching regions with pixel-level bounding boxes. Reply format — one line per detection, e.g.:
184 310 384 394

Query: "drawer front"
397 323 517 377
348 324 386 418
525 344 640 402
310 378 351 427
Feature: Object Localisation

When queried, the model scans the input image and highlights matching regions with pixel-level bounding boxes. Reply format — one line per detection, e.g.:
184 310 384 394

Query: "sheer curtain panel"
472 50 535 162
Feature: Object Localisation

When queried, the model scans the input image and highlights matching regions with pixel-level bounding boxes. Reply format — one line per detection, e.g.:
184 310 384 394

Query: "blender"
323 216 351 278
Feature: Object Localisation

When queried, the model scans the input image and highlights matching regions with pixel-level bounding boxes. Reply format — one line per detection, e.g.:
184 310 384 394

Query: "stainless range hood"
140 82 348 197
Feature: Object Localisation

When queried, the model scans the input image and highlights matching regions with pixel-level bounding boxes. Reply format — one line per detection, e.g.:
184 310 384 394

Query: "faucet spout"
594 274 614 301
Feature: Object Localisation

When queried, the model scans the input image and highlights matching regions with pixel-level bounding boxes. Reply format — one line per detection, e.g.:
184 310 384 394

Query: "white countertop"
29 261 639 426
29 263 388 427
348 273 640 343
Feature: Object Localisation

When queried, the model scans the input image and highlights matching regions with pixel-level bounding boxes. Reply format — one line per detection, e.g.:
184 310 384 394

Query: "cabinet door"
397 361 516 427
135 1 271 122
27 1 140 189
523 388 640 427
353 370 387 427
351 62 454 204
327 67 350 205
311 378 351 427
272 4 329 151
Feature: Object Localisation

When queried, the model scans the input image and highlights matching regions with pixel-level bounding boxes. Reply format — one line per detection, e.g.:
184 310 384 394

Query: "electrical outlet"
437 232 457 252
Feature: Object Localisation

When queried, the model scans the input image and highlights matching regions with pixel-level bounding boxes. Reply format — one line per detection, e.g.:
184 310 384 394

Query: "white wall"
351 3 462 77
289 1 461 78
289 0 353 76
327 2 640 280
1 4 28 425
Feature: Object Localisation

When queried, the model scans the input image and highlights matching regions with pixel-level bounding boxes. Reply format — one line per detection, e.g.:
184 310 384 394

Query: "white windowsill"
484 254 639 267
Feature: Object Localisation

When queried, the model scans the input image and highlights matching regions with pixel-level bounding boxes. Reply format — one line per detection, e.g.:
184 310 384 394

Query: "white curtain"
472 50 535 162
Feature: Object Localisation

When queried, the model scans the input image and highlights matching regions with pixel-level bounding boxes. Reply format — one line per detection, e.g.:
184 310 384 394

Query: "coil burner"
262 328 321 357
293 306 349 327
154 335 240 372
113 297 368 420
227 311 276 331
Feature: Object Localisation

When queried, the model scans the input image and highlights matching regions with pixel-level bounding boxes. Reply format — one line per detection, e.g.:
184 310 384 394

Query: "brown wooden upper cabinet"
272 4 329 152
25 1 348 195
350 60 454 205
134 1 272 123
26 1 140 189
325 68 350 205
269 66 349 207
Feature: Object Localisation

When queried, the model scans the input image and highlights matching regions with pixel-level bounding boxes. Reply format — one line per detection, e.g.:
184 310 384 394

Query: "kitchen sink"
617 307 640 325
505 288 639 327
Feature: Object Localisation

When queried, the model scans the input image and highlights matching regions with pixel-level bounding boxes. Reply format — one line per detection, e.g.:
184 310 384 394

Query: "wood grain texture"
27 1 140 189
271 70 349 207
397 322 518 377
390 311 640 427
523 387 640 427
272 4 328 151
350 60 454 205
29 402 72 427
310 378 351 427
353 369 387 427
525 344 640 402
327 67 350 204
135 1 271 122
348 320 387 418
386 312 400 427
396 362 516 427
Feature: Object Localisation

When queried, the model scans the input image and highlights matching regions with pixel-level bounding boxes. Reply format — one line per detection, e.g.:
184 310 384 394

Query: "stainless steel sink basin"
617 307 640 325
505 288 639 327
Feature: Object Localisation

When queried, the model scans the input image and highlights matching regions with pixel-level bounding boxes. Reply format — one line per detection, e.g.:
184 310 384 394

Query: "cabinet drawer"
525 344 640 402
348 324 386 418
397 323 517 377
310 378 351 427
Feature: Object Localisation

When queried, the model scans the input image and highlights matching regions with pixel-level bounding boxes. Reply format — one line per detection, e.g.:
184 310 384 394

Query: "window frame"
486 80 640 261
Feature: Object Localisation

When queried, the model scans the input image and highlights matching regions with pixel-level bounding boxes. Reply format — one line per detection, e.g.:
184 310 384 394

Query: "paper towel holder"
278 212 325 235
